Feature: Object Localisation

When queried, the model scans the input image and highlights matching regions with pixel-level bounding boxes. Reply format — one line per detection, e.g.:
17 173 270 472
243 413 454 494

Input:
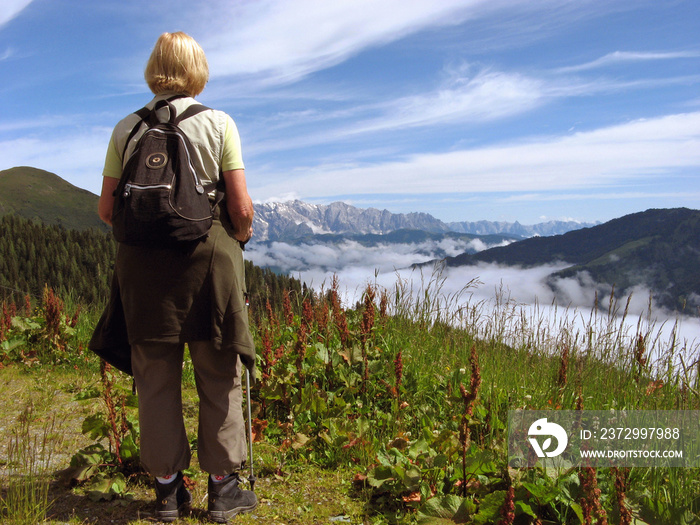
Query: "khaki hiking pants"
131 341 247 477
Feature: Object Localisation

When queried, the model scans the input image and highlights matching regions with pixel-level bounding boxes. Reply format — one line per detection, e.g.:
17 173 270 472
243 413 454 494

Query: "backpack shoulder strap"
119 96 199 159
121 106 152 159
174 103 211 125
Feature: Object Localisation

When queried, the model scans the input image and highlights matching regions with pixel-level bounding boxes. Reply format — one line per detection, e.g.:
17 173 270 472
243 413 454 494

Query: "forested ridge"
0 214 303 315
0 215 115 305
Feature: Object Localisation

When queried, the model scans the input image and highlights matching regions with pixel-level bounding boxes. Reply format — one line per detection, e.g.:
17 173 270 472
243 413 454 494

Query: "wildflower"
458 345 481 496
42 286 65 351
0 301 12 342
302 296 314 328
612 467 632 525
634 334 647 367
67 304 81 328
394 350 403 393
265 298 278 329
260 327 274 383
360 284 376 345
283 290 294 326
379 290 389 321
579 466 608 525
330 275 350 347
645 380 664 395
315 299 329 336
498 485 515 525
462 345 481 417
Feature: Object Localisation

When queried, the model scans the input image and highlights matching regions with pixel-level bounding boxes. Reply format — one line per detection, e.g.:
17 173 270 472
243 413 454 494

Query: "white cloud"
195 0 634 86
500 190 700 203
251 111 700 199
240 66 700 158
242 67 549 155
246 236 507 275
0 0 33 28
558 50 700 73
249 240 700 370
196 0 487 84
349 69 546 134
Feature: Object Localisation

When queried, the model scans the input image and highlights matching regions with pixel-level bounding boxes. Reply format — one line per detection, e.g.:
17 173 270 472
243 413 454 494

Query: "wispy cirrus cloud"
558 50 700 73
195 0 638 86
242 60 700 158
350 69 546 133
243 68 547 155
251 111 700 198
197 0 486 84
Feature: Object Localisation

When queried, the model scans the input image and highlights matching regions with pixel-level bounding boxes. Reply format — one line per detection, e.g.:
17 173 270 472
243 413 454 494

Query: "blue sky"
1 0 699 224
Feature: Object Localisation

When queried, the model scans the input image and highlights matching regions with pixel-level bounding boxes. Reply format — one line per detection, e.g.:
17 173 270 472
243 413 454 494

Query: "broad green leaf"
417 495 474 524
522 481 559 505
569 501 584 523
402 465 422 491
472 490 506 525
408 437 430 459
119 434 139 461
368 466 395 488
291 432 310 450
515 500 537 518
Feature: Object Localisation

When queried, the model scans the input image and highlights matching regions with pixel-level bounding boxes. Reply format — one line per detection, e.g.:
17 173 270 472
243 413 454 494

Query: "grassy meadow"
0 268 699 524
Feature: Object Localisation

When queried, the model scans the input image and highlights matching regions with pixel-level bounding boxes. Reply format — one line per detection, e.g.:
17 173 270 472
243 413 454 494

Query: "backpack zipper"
123 183 172 198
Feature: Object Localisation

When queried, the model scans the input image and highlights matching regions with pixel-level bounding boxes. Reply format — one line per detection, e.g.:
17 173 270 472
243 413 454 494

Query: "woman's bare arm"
222 169 254 242
98 176 120 226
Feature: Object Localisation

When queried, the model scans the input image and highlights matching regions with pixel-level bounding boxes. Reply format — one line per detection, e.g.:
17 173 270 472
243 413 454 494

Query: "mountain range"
2 167 698 314
252 199 596 241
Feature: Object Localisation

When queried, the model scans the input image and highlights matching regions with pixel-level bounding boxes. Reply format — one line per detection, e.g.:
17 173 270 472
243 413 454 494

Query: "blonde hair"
144 32 209 97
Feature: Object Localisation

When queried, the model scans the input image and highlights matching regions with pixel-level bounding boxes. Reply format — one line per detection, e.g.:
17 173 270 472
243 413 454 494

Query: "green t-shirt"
102 95 244 184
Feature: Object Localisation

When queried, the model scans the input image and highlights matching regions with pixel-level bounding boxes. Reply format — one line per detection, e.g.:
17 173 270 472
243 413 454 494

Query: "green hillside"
445 208 700 313
0 167 107 232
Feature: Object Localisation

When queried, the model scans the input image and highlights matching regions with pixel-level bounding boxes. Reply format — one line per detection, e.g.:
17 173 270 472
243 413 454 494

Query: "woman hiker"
95 31 257 523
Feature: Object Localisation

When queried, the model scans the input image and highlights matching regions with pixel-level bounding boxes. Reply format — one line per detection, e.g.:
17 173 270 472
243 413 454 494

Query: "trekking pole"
245 367 256 491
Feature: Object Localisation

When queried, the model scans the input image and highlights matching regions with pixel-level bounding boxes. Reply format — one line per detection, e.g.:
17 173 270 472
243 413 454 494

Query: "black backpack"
111 96 222 246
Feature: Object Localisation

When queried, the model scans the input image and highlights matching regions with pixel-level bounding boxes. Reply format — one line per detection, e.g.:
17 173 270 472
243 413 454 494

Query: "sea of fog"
246 238 700 376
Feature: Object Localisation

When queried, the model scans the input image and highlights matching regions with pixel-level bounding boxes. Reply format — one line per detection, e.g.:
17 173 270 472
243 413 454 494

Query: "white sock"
156 473 178 484
210 473 231 483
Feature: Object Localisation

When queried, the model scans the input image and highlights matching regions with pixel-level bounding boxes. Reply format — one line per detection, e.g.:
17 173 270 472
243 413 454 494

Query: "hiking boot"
154 472 192 522
208 474 258 523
